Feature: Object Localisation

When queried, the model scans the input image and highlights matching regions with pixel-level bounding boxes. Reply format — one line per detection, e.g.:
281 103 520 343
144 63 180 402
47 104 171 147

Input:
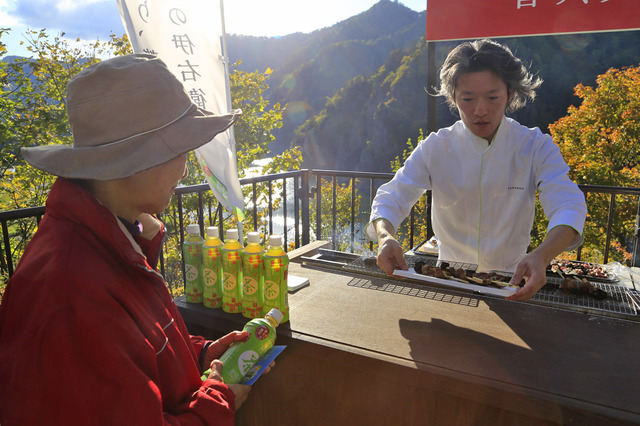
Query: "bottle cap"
226 228 239 240
266 308 284 325
187 224 200 235
206 226 219 238
269 234 283 247
247 232 260 244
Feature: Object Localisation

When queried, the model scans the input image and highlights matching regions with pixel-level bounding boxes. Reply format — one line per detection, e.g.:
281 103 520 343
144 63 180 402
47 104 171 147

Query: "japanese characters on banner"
116 0 245 220
426 0 640 41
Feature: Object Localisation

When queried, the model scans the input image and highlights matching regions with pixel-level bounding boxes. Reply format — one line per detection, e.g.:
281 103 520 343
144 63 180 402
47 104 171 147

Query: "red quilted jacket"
0 178 235 425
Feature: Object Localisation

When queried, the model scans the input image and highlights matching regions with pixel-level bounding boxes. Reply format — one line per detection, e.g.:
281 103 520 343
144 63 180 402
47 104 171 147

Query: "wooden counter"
176 242 640 425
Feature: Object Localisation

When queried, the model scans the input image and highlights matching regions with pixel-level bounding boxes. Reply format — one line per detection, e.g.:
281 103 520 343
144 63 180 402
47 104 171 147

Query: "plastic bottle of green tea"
241 232 264 318
222 229 243 313
202 226 224 308
183 224 204 304
263 235 289 323
219 308 283 384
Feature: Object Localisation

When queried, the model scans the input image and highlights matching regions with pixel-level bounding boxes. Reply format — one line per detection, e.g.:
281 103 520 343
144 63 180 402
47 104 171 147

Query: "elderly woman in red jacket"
0 55 253 425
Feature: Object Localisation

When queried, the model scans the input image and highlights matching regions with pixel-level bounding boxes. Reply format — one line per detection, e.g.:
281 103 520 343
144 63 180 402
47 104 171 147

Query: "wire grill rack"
533 277 637 317
302 249 638 320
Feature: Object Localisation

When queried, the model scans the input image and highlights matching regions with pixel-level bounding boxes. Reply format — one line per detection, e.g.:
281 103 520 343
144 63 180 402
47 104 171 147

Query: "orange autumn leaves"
550 64 640 263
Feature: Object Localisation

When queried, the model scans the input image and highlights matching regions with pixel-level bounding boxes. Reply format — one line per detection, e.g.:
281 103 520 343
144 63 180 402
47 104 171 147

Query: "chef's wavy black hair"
437 39 542 113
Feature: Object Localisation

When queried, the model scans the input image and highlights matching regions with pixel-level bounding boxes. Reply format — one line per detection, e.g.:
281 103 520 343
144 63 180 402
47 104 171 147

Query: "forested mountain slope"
228 0 426 154
228 2 640 172
292 32 640 172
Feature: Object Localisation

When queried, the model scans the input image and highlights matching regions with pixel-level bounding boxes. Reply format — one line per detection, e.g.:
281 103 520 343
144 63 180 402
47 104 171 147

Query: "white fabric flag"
116 0 245 220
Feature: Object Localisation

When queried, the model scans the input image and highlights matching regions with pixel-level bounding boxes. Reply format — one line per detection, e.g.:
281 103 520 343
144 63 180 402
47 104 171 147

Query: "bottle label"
184 242 203 303
223 272 237 290
264 255 289 322
264 279 280 300
241 252 264 318
203 268 218 286
237 350 260 376
254 325 270 340
242 254 263 294
243 276 258 295
185 264 199 281
222 250 242 287
222 249 242 313
203 247 221 287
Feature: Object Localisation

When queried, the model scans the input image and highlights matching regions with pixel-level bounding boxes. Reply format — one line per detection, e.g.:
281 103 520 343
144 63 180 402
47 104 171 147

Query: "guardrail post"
633 199 640 267
300 170 311 246
1 221 12 276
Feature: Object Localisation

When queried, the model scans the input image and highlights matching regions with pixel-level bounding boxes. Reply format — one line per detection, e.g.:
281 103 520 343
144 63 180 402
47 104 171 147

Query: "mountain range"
227 0 640 172
4 0 640 173
228 0 427 164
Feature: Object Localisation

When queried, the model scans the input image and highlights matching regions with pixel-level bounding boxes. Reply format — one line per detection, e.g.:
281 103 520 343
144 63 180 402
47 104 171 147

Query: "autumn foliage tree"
549 64 640 263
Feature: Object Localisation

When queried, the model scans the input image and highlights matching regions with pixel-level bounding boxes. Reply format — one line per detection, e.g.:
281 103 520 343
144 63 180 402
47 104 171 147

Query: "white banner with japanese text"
116 0 245 220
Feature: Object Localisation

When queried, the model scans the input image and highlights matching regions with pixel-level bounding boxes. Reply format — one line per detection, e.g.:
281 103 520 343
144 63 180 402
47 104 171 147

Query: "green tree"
0 29 302 298
388 129 431 252
1 29 107 292
311 175 363 252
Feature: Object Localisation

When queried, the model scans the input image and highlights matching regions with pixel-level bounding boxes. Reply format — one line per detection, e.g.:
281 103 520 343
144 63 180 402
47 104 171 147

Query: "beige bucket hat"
21 54 241 180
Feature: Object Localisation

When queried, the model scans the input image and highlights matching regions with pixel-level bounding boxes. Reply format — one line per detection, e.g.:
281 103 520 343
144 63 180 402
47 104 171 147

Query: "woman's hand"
137 213 162 240
202 331 276 379
204 332 277 411
207 360 251 411
202 331 249 371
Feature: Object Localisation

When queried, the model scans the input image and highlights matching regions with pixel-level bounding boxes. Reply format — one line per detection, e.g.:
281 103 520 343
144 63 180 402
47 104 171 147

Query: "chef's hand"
207 360 251 411
507 225 579 301
373 218 408 275
377 236 408 275
506 252 548 301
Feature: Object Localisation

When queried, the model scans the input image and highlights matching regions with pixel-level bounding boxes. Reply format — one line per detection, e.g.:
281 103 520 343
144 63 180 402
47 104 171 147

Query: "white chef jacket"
366 116 587 272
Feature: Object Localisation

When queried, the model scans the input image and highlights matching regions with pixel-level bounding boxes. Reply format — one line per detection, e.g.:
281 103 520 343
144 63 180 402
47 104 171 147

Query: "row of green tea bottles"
183 224 289 322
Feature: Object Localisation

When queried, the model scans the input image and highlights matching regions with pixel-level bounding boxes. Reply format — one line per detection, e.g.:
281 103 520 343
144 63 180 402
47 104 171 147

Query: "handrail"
2 170 639 281
577 184 640 264
172 169 311 249
0 206 45 276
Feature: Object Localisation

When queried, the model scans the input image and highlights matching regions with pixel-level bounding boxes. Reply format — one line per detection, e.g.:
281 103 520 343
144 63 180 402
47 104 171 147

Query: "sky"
1 0 426 57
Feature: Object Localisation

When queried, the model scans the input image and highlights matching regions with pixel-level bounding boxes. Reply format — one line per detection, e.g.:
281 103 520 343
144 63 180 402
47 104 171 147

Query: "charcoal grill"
301 248 639 321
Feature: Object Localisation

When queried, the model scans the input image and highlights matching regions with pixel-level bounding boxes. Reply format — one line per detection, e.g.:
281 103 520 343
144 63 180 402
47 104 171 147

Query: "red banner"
426 0 640 41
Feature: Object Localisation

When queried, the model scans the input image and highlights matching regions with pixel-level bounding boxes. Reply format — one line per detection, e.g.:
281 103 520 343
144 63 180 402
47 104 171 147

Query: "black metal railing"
2 170 640 282
172 170 311 253
311 170 434 253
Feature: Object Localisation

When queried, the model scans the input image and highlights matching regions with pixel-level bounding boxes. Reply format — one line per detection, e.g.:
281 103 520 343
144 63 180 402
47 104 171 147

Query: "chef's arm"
373 218 409 275
507 225 579 301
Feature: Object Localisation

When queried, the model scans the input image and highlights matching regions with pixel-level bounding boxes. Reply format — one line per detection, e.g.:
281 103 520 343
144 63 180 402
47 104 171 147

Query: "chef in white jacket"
366 39 587 301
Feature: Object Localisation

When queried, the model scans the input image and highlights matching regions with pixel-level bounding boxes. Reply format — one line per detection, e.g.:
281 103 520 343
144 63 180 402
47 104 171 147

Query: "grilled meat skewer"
560 276 608 300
